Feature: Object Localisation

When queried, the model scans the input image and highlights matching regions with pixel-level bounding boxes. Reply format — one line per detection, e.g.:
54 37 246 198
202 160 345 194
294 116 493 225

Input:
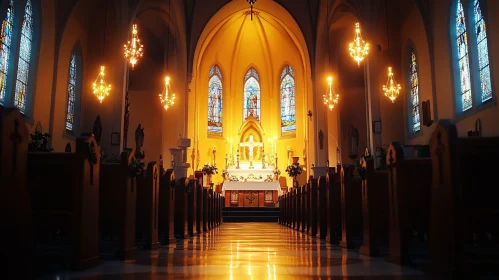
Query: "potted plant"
285 161 303 188
202 163 218 187
28 131 53 152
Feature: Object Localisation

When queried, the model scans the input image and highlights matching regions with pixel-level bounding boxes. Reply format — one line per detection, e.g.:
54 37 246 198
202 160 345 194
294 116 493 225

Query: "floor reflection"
42 223 425 279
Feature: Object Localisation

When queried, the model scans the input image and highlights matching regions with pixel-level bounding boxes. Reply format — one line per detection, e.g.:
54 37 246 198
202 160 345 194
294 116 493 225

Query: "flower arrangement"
285 162 303 177
264 175 274 182
229 175 240 182
128 158 145 177
28 131 53 152
273 168 281 177
202 163 218 175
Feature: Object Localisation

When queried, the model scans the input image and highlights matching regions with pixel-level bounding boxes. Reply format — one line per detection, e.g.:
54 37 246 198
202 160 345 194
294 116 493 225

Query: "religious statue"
123 93 131 149
282 85 293 121
135 124 145 159
93 115 102 144
248 91 258 118
349 125 359 156
319 129 324 150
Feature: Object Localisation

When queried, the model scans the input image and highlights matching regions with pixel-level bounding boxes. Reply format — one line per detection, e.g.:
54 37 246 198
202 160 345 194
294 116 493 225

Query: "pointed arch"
409 48 421 133
14 0 34 114
66 43 83 133
455 0 472 112
280 64 296 137
0 0 14 105
243 67 261 121
208 64 223 136
473 0 492 103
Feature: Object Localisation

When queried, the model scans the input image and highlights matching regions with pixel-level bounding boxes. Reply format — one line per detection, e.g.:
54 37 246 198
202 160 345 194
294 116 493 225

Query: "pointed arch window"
473 0 492 103
14 0 34 114
208 65 223 136
456 0 472 111
280 65 296 137
243 68 260 121
66 51 80 131
409 50 420 133
0 0 14 105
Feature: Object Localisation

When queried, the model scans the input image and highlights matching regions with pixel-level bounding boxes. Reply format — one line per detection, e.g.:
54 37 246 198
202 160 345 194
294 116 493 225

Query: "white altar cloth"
222 181 282 196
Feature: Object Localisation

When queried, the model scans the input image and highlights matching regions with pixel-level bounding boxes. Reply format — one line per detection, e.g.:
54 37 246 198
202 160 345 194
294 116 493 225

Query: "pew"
300 185 306 232
136 161 160 249
339 166 362 249
99 151 138 260
195 177 204 235
28 134 100 273
309 177 318 237
429 120 499 278
386 142 431 265
318 176 327 239
326 168 341 245
359 157 389 256
159 169 176 245
1 107 32 279
174 177 189 239
187 178 197 236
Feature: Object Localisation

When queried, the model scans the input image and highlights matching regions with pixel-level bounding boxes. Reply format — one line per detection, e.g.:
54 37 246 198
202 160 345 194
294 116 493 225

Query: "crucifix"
239 135 263 169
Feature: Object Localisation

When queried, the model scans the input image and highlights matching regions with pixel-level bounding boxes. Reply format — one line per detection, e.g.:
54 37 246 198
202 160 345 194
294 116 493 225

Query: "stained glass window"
456 0 472 111
409 50 420 133
243 68 260 121
0 0 14 105
14 0 33 114
66 53 77 131
208 65 223 135
280 65 296 136
473 0 492 103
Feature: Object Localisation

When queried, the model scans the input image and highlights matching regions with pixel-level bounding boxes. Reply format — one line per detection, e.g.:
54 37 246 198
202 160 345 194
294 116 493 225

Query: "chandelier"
124 24 144 70
92 66 111 103
247 0 256 20
159 76 175 110
323 77 339 111
349 22 369 66
383 67 401 102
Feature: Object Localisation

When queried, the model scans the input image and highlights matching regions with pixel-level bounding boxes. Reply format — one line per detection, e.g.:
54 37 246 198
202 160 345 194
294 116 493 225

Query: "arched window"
208 65 223 136
243 68 260 121
280 65 296 137
409 49 421 133
456 0 472 111
473 0 492 103
14 0 34 114
0 0 14 105
66 51 80 131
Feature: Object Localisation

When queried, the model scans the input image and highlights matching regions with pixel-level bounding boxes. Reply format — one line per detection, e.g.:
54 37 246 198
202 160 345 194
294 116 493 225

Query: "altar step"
222 207 279 223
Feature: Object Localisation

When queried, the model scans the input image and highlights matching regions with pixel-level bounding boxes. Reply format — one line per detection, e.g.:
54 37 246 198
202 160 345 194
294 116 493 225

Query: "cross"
239 135 263 169
10 119 22 176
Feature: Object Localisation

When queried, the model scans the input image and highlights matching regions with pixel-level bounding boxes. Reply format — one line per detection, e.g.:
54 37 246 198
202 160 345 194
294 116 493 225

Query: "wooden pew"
326 168 341 245
174 177 189 239
28 134 100 272
136 161 160 249
339 166 362 249
187 178 197 236
203 188 209 232
309 177 318 237
300 185 307 232
1 107 32 279
99 151 137 260
429 120 499 279
359 157 389 256
318 176 327 239
296 186 302 231
386 142 431 265
195 177 204 235
159 169 176 245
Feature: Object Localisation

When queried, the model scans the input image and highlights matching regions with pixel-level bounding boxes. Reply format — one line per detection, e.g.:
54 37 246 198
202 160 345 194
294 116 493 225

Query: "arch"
243 67 261 121
471 0 492 103
65 42 83 133
280 64 296 137
408 46 421 134
208 64 223 136
0 0 14 105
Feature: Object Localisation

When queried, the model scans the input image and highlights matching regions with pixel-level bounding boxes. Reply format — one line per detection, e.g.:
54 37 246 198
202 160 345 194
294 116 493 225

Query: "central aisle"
44 223 424 279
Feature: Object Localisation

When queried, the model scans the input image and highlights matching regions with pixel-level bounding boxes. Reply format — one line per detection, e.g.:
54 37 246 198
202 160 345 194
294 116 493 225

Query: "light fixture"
124 24 144 70
323 77 339 111
92 66 111 103
349 22 369 66
247 0 256 20
159 76 175 110
383 67 401 102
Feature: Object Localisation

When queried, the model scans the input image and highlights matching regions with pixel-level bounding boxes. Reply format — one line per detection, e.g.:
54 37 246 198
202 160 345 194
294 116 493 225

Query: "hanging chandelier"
159 76 175 110
323 77 339 111
124 24 144 70
247 0 256 20
349 22 369 66
92 66 111 103
383 67 401 102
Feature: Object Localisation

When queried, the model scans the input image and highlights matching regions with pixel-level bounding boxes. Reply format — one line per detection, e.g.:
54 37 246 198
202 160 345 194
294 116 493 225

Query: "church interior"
2 0 499 279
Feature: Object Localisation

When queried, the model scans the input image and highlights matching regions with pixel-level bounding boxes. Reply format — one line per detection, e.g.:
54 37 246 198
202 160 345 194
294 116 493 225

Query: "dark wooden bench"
136 161 160 249
159 168 175 244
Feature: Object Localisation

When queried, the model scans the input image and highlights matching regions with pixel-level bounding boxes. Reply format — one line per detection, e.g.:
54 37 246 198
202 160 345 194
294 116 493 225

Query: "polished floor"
41 223 425 279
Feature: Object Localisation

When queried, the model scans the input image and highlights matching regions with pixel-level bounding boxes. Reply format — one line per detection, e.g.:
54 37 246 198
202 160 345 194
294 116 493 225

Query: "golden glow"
323 76 339 111
349 22 369 66
383 67 401 102
92 66 111 103
124 24 144 69
159 76 176 110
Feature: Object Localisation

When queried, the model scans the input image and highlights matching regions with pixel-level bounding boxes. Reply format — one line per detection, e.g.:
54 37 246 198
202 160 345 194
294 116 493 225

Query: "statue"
123 93 131 149
319 130 324 150
135 124 145 159
349 125 359 156
93 115 102 144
